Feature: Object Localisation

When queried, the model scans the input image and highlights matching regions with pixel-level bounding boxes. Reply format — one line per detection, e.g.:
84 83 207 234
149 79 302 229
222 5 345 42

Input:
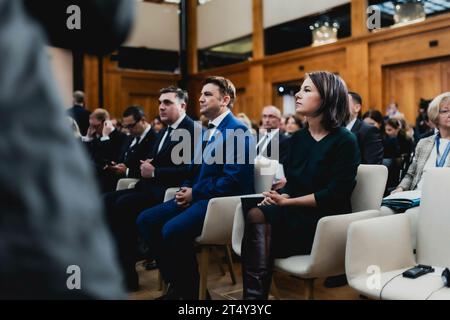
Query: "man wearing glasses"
99 106 157 192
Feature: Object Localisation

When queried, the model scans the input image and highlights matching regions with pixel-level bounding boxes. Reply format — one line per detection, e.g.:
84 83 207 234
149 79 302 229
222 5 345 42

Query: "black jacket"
136 115 200 201
351 119 384 164
68 104 90 136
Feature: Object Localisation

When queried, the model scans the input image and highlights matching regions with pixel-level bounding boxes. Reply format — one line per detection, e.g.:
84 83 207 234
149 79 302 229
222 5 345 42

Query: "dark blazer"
257 130 290 167
351 118 384 164
68 104 90 136
85 129 128 169
136 115 199 200
117 127 158 178
183 112 255 201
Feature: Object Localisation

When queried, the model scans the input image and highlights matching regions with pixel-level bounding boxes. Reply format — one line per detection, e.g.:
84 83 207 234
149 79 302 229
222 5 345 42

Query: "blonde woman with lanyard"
392 92 450 194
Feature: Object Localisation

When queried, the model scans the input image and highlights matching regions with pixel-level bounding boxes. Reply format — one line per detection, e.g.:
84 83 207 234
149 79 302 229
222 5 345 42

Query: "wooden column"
249 0 265 117
346 42 370 112
187 0 198 75
252 0 264 60
351 0 368 37
83 55 99 111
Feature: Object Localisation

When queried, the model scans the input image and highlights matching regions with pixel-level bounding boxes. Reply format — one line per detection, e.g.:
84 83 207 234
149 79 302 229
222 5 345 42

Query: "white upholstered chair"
345 168 450 300
116 178 139 191
232 164 388 299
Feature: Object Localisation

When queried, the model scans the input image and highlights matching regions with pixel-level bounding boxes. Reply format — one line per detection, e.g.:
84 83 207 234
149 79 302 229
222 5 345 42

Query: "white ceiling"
125 0 351 51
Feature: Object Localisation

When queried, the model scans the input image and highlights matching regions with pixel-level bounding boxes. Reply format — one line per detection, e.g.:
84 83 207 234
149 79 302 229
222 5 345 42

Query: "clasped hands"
175 187 193 208
257 190 290 207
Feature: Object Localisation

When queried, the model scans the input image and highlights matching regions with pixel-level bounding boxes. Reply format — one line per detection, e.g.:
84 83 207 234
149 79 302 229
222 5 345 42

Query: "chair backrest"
254 157 278 193
417 168 450 267
351 165 388 212
306 165 387 277
197 159 276 245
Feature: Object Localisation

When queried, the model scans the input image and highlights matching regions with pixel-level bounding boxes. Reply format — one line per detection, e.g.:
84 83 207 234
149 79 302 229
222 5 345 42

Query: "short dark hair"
307 71 350 130
203 76 236 109
348 91 362 106
73 91 84 104
159 86 189 104
123 105 145 122
362 109 384 126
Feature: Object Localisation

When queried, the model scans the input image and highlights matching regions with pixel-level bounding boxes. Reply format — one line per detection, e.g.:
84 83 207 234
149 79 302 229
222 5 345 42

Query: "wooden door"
383 57 450 125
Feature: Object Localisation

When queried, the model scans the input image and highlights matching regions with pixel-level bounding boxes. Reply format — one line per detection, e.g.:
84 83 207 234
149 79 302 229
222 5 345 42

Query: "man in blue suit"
137 76 255 299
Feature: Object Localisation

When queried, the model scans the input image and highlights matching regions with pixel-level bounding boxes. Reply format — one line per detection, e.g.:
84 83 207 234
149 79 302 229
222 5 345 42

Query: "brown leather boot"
241 223 273 300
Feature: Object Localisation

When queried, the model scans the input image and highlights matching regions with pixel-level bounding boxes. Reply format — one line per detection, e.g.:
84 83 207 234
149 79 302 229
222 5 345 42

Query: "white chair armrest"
163 187 179 202
345 214 415 283
116 178 139 191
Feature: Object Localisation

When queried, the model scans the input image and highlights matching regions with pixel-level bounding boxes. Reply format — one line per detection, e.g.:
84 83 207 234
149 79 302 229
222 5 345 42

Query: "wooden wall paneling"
383 59 445 124
370 27 450 67
103 71 122 117
345 42 369 111
369 26 450 111
263 80 273 107
247 64 265 121
442 60 450 91
83 55 99 111
264 49 346 84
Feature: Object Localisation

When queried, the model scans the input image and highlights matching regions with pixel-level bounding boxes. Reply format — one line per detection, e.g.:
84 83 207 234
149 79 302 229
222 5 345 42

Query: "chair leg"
304 279 315 300
270 278 280 300
158 270 167 292
198 247 209 300
225 245 237 285
213 247 226 276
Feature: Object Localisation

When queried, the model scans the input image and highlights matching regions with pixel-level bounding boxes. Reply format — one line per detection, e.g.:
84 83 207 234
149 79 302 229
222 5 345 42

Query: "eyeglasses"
123 121 138 129
439 109 450 115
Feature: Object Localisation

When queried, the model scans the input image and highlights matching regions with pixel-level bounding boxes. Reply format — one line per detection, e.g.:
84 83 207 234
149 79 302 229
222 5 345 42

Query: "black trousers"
104 188 163 287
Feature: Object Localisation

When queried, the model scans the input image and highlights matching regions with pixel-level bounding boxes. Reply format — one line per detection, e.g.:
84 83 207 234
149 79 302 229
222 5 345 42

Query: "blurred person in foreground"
0 0 134 299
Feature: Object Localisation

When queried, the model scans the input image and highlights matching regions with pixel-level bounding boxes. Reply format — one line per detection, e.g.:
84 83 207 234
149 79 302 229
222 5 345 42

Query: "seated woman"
240 71 360 300
391 92 450 194
284 114 303 137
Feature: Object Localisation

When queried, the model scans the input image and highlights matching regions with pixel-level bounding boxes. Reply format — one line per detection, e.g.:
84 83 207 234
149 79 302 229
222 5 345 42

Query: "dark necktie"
125 136 140 161
203 123 215 149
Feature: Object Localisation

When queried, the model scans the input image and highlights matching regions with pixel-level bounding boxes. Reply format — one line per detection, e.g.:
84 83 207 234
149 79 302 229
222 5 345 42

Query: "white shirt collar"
168 113 186 130
346 118 357 131
138 124 152 142
266 128 279 138
209 109 231 129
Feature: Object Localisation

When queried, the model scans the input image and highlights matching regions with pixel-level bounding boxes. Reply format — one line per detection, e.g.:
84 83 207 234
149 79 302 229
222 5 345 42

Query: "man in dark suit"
104 87 198 291
257 106 289 166
347 92 383 164
68 91 90 136
256 106 289 190
99 106 157 192
136 76 255 299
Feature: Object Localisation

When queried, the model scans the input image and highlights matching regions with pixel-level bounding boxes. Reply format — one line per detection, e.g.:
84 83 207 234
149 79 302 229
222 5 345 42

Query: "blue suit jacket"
184 112 255 201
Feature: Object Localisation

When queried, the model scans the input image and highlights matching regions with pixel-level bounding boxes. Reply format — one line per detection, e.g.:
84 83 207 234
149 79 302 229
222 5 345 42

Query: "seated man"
98 106 157 192
104 87 198 291
136 76 255 299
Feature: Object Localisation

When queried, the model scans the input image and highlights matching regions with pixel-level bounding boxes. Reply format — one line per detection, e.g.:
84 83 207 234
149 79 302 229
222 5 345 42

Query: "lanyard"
435 134 450 167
